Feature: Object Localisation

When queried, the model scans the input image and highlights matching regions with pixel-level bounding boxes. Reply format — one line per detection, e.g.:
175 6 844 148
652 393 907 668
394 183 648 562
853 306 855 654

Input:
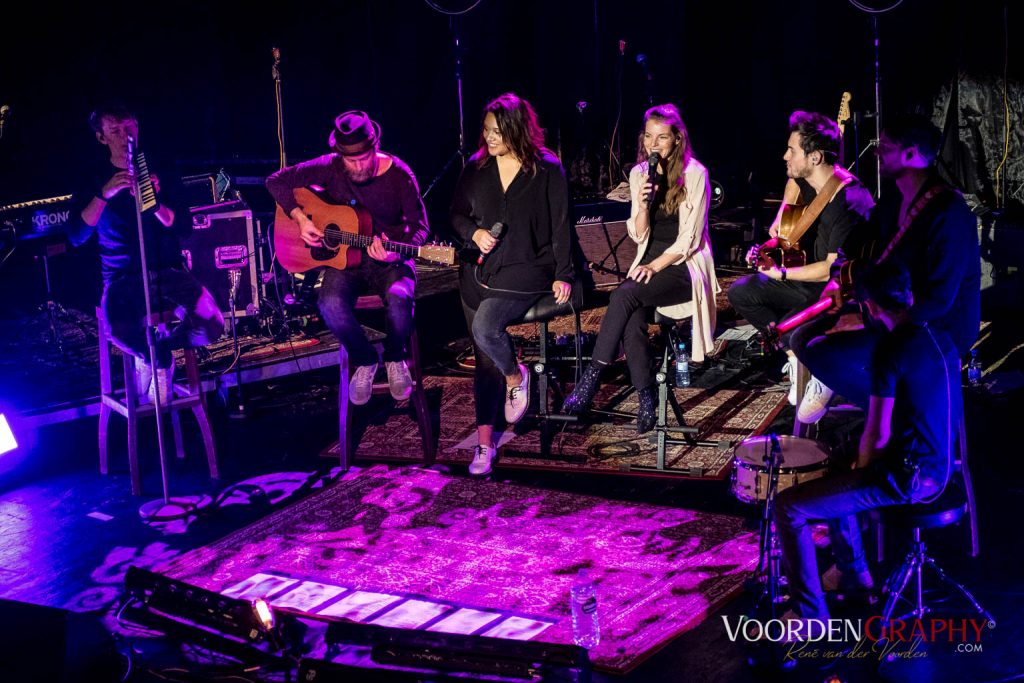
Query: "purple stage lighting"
0 414 17 456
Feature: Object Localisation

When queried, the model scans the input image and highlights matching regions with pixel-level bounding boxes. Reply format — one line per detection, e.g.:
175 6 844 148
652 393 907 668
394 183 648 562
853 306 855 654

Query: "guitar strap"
874 184 952 264
781 170 853 248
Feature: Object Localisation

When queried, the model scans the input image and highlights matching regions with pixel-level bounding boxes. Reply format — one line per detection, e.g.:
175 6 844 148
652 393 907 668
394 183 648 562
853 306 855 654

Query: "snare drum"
730 435 830 504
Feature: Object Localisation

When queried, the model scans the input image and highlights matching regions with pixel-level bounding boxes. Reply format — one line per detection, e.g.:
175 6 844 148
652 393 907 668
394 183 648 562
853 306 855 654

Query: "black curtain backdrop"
0 1 1016 246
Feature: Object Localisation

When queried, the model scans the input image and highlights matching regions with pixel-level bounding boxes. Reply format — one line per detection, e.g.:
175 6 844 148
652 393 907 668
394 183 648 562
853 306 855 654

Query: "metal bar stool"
96 307 218 495
631 310 732 475
870 418 988 627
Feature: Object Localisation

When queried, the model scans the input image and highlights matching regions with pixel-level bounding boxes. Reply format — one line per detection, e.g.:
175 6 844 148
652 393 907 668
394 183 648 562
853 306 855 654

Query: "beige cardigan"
624 157 720 362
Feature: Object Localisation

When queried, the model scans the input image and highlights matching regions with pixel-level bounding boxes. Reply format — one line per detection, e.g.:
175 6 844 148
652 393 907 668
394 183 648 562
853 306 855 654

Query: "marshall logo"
575 215 605 226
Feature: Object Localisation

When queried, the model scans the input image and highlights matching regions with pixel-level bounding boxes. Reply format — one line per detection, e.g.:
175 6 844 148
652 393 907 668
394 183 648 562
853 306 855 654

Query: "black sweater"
450 151 574 299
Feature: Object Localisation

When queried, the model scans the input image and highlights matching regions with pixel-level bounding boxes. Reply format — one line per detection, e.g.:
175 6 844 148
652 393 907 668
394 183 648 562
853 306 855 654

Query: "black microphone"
646 151 660 209
476 221 505 265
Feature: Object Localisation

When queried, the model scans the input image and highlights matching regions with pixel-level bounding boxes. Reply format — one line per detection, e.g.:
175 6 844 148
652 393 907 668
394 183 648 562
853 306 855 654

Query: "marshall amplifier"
181 208 259 319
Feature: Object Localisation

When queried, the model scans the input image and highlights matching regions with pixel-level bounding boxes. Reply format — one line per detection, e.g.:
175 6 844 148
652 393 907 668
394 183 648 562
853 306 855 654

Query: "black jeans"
591 264 692 390
461 294 539 428
102 267 224 368
727 272 825 340
318 260 416 367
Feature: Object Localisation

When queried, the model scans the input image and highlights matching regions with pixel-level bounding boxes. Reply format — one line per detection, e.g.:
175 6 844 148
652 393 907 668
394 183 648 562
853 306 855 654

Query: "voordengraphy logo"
722 616 992 662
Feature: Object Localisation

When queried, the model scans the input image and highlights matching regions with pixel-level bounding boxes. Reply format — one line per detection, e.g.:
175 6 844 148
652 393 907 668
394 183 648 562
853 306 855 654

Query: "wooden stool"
335 296 435 470
96 307 218 495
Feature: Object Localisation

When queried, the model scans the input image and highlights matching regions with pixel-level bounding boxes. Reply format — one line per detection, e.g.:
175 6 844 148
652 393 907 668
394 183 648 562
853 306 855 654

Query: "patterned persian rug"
344 375 786 479
159 464 759 672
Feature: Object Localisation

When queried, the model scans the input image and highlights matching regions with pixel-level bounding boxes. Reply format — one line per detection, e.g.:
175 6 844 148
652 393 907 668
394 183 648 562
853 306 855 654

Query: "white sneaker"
349 363 378 405
782 358 797 405
385 360 414 401
134 356 153 397
468 445 497 476
148 364 174 405
797 376 834 424
504 363 530 424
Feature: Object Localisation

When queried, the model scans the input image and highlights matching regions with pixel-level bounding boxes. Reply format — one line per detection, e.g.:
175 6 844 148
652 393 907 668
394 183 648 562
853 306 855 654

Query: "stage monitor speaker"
0 599 122 682
182 208 260 320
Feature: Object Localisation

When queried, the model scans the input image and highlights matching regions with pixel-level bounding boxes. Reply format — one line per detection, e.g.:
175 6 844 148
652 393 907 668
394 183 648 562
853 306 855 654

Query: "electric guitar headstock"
837 91 852 136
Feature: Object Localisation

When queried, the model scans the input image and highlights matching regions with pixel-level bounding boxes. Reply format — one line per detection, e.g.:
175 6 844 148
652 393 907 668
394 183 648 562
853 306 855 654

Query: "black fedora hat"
329 110 381 156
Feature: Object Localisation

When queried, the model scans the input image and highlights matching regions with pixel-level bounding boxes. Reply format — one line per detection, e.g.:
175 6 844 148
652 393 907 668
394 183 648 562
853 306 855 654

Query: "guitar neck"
328 229 420 256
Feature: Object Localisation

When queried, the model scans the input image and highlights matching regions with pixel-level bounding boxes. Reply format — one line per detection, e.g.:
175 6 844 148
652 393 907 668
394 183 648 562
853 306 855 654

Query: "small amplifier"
181 208 259 319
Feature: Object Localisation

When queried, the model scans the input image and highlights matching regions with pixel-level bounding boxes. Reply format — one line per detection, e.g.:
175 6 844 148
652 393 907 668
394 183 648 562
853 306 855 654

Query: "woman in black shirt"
450 93 573 476
563 104 719 433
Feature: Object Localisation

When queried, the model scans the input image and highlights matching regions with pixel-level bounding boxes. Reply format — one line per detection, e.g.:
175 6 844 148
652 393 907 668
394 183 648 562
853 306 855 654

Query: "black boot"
562 363 603 414
636 385 657 434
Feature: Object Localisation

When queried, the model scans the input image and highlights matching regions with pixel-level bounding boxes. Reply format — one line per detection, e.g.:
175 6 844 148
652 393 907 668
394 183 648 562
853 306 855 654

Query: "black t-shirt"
68 160 189 285
870 322 961 498
640 183 680 265
795 177 874 264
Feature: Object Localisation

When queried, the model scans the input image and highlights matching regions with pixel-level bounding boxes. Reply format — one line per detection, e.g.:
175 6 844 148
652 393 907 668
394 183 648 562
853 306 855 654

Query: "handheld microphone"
646 151 660 209
476 221 505 265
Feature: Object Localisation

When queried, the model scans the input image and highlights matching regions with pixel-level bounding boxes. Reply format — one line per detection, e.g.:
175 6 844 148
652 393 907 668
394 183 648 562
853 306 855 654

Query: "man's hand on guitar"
297 214 324 247
367 235 399 262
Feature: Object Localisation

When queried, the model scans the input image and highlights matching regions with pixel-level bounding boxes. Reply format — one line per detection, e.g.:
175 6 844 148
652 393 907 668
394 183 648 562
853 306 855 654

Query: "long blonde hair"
636 104 694 215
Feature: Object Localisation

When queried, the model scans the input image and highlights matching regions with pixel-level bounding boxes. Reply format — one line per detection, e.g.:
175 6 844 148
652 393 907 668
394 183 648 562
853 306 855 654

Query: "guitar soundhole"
321 222 341 249
310 245 338 261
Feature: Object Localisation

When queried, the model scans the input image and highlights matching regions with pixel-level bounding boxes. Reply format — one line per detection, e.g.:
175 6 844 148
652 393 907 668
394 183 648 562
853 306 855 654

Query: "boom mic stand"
422 17 469 199
128 135 193 522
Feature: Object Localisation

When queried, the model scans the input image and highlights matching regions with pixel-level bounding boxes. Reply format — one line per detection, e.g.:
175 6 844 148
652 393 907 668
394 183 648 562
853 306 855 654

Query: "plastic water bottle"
967 349 983 387
570 569 600 649
675 341 691 388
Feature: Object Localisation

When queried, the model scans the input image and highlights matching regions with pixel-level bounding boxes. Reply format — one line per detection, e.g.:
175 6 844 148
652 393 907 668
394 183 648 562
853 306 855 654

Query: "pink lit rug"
159 464 758 672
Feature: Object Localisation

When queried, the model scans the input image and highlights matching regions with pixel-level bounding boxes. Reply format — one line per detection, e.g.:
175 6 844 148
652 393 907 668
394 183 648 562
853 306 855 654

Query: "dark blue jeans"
791 313 881 411
461 294 539 427
319 260 416 367
774 468 906 619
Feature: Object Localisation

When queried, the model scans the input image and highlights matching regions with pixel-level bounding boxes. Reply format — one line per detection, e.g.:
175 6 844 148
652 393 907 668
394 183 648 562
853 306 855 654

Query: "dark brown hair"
473 93 547 174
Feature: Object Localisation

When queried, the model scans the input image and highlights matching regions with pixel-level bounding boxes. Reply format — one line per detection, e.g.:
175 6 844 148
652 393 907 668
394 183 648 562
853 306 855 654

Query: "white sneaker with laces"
504 363 530 424
385 360 414 401
468 445 497 476
782 358 798 405
349 363 378 406
797 376 834 424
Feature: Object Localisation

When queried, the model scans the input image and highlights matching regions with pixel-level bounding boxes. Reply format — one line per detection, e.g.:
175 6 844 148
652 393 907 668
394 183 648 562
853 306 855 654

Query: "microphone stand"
272 47 287 171
128 135 191 522
422 17 468 199
227 268 246 418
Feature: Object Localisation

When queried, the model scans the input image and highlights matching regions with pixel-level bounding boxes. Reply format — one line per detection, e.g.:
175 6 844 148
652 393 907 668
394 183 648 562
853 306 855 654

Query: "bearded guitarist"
266 110 430 405
728 109 873 409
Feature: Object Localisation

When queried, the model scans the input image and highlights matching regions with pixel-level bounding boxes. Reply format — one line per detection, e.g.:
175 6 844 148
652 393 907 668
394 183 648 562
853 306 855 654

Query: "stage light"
0 414 17 456
121 566 289 663
252 597 275 630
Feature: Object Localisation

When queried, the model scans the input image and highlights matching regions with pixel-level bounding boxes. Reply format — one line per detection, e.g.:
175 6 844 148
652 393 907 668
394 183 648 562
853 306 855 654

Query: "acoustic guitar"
273 188 455 274
751 91 854 271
